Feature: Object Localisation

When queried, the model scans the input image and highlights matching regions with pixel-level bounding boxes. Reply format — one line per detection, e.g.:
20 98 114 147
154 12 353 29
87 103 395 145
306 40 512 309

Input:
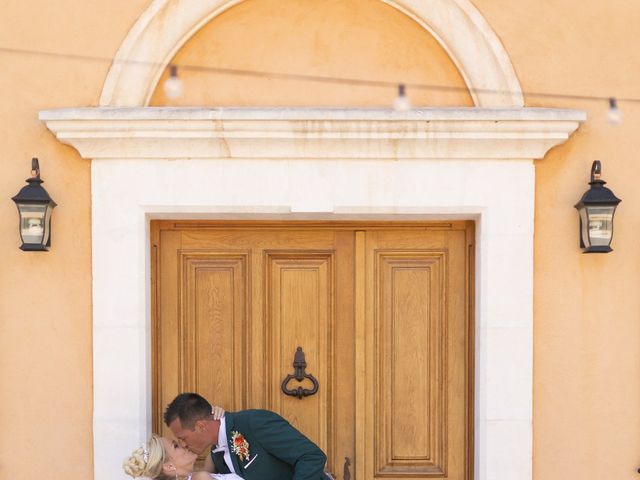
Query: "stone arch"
99 0 523 107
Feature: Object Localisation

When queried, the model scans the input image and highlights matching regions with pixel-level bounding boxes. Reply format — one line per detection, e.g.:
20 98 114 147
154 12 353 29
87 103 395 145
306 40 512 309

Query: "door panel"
152 222 473 479
378 252 446 474
361 229 471 480
265 252 334 458
181 252 249 410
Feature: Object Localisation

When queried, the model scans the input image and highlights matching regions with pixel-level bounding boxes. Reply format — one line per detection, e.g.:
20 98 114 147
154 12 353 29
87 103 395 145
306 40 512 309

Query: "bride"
123 434 243 480
123 406 239 480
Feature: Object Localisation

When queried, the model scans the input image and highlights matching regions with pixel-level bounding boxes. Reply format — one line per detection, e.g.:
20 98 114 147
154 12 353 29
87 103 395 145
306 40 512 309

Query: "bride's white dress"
188 474 245 480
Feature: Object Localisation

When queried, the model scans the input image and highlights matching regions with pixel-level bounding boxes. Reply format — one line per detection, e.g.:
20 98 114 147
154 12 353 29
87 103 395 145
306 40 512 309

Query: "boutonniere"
230 431 250 461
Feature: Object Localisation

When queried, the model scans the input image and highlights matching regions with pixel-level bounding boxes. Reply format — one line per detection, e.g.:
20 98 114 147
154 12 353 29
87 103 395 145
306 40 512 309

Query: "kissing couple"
123 392 331 480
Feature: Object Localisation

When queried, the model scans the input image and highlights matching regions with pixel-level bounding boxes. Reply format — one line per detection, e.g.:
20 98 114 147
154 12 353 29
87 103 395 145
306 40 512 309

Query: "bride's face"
161 437 197 474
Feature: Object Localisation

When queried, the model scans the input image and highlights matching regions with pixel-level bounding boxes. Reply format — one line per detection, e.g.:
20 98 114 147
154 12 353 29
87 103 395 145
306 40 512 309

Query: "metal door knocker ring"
280 347 319 399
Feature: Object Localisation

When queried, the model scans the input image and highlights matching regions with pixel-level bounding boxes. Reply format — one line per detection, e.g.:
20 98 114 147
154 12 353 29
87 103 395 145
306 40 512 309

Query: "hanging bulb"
393 84 411 111
607 97 622 125
163 65 183 99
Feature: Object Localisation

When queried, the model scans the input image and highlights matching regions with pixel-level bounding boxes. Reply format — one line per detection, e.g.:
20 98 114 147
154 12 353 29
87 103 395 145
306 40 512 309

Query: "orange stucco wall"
149 0 472 107
473 1 640 477
1 0 639 479
0 1 148 479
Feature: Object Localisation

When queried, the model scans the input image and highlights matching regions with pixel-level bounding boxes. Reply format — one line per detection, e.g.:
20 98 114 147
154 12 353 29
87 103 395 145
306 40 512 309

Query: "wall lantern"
574 160 621 253
11 158 57 251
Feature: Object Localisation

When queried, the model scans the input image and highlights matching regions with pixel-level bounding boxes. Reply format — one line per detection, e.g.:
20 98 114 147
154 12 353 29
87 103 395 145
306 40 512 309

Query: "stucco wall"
473 1 640 477
1 1 639 479
0 1 148 479
148 0 472 107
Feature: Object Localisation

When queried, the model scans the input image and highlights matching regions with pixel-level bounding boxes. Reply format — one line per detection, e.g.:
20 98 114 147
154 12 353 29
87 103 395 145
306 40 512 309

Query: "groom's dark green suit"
211 409 328 480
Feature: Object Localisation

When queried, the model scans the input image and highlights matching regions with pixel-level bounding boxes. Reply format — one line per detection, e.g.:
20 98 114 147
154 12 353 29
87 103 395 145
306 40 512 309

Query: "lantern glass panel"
579 208 589 247
586 206 615 246
17 203 47 245
43 203 52 245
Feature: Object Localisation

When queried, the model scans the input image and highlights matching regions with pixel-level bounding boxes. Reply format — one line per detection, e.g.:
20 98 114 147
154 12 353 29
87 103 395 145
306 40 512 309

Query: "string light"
607 97 622 125
0 45 632 122
163 65 183 99
393 84 411 111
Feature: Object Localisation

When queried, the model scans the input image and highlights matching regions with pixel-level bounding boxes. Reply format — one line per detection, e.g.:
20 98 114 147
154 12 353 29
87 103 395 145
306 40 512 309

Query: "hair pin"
141 445 150 463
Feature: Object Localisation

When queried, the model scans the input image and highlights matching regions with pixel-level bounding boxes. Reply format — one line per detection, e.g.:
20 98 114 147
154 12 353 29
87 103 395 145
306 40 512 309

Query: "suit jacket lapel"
225 413 244 476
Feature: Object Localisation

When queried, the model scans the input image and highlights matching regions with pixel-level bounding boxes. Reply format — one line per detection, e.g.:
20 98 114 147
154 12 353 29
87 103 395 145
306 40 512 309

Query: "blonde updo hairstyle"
123 434 171 479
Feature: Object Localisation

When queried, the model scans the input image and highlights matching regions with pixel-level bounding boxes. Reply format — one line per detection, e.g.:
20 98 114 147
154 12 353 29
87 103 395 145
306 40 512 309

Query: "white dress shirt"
188 475 243 480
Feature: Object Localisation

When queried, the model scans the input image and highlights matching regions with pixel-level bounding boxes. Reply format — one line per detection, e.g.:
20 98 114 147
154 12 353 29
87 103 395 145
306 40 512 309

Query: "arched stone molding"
100 0 523 107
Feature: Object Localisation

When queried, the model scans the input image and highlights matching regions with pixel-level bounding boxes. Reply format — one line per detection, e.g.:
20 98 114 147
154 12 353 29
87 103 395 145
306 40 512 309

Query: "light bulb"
607 97 622 125
163 65 183 99
393 84 411 111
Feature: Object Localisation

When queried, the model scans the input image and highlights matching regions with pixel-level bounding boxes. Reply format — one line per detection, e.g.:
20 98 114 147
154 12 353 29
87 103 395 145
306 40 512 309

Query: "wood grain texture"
354 231 367 480
377 252 446 475
265 252 334 455
180 252 249 410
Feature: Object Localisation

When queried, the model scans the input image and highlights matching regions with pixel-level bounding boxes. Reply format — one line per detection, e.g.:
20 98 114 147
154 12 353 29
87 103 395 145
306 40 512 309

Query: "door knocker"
280 346 319 399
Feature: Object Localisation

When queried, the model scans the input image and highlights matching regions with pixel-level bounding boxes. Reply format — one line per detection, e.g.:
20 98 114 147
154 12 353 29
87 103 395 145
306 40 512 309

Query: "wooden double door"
152 221 474 480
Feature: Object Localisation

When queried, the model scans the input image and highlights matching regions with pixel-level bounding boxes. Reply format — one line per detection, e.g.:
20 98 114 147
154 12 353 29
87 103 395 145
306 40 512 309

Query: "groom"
165 392 329 480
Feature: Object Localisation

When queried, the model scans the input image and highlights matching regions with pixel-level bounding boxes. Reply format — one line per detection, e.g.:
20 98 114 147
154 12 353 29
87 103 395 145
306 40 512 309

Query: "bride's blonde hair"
123 434 169 479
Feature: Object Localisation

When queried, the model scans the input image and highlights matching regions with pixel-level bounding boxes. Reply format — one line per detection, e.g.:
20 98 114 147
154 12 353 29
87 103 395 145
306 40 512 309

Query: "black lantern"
574 160 621 253
11 158 57 251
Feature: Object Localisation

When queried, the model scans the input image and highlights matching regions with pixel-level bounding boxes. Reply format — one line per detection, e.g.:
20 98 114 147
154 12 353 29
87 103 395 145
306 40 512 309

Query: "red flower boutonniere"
230 431 250 461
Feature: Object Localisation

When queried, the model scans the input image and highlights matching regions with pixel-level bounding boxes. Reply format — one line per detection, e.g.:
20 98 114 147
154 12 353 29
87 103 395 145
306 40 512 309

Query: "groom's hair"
164 392 212 429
